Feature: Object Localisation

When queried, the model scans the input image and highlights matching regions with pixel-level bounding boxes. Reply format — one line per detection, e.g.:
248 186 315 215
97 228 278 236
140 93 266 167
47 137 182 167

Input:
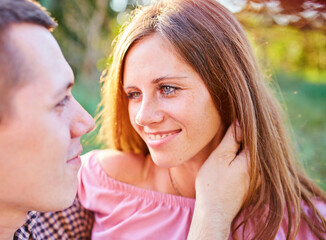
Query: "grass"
273 71 326 190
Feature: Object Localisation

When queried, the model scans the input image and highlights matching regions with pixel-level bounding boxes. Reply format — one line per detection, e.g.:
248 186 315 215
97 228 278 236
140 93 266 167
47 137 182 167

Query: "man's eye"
56 95 70 107
160 85 179 96
126 91 142 100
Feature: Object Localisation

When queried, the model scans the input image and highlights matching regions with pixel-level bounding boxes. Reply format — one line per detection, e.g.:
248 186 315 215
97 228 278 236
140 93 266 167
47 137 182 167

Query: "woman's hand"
188 123 250 240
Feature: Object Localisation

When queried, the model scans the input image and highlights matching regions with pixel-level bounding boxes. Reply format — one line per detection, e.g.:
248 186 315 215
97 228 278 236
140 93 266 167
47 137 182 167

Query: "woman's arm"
188 123 249 240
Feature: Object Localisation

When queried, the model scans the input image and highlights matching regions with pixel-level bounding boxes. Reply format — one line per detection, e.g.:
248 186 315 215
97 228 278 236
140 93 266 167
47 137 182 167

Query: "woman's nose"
134 97 164 127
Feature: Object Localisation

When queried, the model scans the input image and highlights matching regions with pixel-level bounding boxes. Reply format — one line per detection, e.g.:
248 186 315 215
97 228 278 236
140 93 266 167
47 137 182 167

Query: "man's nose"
70 99 95 138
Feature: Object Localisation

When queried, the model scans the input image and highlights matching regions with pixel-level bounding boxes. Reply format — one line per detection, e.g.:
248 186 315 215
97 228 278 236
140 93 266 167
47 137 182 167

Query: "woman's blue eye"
126 92 141 100
56 95 70 107
160 85 178 96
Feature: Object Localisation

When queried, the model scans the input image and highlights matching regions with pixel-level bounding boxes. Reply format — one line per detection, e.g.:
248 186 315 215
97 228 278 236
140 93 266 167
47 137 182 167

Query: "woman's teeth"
148 132 174 140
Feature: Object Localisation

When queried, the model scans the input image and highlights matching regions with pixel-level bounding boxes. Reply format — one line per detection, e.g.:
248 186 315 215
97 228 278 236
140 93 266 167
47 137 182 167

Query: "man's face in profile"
0 23 94 214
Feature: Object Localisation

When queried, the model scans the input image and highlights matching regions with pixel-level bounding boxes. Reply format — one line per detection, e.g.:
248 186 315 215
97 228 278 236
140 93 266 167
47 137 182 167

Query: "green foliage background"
38 0 326 190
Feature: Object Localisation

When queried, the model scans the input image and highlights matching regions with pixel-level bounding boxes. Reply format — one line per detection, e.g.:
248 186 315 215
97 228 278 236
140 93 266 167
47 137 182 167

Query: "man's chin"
34 189 77 212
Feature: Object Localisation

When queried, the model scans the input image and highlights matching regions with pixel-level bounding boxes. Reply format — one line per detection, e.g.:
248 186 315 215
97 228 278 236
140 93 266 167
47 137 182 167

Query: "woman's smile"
145 129 182 147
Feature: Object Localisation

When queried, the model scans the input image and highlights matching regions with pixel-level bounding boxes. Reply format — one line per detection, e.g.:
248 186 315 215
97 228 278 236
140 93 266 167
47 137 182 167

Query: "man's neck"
0 226 15 240
0 204 27 240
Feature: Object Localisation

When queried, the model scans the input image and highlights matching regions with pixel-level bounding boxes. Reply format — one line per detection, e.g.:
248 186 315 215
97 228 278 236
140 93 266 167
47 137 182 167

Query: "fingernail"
236 119 240 127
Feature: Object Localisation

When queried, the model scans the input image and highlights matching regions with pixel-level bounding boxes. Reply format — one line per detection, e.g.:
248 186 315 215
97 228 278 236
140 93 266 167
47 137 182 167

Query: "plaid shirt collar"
12 197 93 240
14 211 40 240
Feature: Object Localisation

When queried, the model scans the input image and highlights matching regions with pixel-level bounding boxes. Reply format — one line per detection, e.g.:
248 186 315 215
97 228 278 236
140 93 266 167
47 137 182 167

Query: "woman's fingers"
211 122 243 165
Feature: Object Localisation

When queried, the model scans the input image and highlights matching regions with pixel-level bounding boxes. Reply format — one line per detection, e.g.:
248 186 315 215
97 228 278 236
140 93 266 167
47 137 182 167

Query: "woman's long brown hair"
97 0 326 239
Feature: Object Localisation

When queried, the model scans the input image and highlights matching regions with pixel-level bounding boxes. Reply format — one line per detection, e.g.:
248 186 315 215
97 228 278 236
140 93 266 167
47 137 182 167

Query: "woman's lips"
145 129 181 147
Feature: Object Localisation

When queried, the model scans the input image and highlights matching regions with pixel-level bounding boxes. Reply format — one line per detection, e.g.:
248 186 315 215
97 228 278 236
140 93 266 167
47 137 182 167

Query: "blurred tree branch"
39 0 117 82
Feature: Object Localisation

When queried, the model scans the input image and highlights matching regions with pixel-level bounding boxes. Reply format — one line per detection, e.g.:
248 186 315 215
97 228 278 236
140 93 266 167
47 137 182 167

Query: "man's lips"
67 148 83 164
66 155 81 165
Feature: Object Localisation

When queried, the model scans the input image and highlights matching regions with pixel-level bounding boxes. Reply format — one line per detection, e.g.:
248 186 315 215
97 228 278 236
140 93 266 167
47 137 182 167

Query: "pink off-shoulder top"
78 150 326 240
78 150 195 240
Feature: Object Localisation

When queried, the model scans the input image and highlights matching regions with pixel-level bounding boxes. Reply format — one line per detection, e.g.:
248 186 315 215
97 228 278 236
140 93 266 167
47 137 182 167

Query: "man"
0 0 94 239
0 0 249 239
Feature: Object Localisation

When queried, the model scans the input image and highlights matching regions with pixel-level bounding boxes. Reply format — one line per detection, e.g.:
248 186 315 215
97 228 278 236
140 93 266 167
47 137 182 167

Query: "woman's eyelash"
126 91 141 99
125 85 180 100
159 85 180 96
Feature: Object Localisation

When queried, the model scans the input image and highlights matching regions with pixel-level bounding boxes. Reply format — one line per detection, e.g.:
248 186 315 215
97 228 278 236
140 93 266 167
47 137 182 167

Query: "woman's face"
123 34 224 167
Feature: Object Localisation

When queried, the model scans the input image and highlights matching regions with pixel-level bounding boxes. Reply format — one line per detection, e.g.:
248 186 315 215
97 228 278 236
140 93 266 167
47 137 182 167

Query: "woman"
77 0 326 239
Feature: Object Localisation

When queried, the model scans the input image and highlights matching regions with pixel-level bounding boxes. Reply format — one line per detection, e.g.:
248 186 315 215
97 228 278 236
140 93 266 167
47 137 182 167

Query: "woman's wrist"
188 198 231 240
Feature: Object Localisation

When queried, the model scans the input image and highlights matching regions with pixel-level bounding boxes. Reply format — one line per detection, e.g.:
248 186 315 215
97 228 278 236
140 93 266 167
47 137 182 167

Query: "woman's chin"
150 153 185 168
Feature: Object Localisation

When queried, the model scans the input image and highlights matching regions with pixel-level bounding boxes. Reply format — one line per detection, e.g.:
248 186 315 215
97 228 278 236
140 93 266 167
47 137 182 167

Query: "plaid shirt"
14 197 93 240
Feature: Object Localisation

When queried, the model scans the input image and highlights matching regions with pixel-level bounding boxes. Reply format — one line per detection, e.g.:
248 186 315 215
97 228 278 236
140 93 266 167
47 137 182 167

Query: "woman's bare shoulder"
97 149 146 184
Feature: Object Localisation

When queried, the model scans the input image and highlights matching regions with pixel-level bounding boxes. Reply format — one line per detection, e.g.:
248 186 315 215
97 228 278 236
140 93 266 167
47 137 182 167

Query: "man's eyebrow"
124 76 188 90
54 81 74 97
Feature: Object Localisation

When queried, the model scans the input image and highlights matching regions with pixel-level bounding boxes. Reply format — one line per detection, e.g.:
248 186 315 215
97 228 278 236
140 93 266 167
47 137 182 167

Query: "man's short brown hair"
0 0 57 122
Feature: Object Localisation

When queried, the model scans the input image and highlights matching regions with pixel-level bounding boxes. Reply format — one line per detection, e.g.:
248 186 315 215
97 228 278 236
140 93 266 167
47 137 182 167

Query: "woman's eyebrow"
151 76 188 84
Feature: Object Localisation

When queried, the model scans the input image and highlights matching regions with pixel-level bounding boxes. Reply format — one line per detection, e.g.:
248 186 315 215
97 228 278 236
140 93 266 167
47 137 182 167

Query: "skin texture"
122 34 225 198
0 23 94 239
